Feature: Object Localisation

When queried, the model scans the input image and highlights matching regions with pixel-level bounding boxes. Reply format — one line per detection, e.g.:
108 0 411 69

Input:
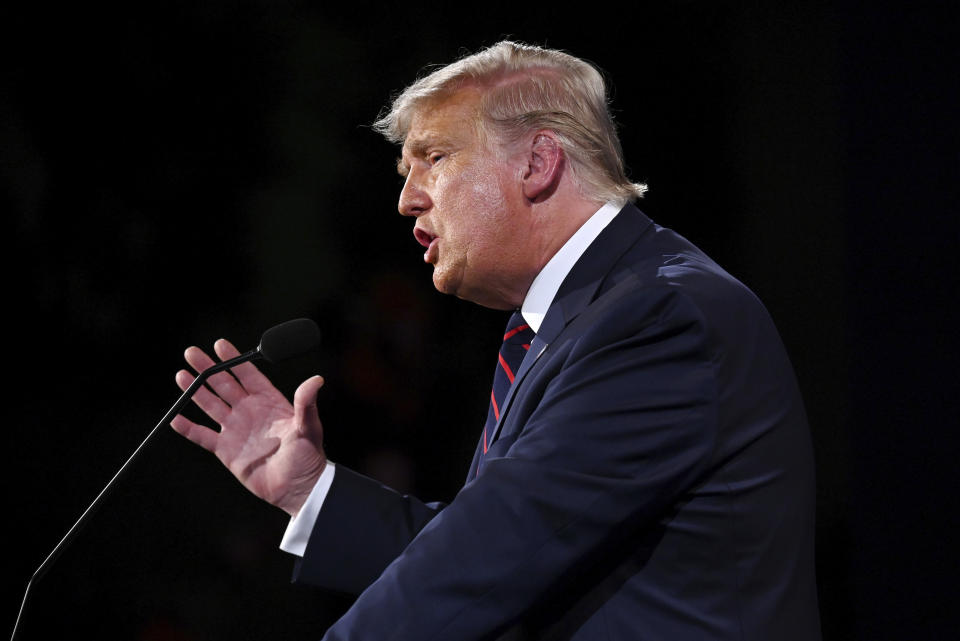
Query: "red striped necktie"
480 311 535 462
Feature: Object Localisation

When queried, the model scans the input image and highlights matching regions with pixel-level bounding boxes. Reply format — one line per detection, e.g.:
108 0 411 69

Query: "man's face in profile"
396 88 538 311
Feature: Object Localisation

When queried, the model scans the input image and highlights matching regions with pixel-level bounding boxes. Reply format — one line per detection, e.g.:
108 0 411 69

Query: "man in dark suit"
172 41 821 639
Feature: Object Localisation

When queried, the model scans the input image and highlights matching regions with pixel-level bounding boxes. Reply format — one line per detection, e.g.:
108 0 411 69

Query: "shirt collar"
520 201 623 333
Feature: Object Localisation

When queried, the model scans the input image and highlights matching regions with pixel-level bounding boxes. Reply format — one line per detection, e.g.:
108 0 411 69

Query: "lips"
414 227 440 264
414 226 435 248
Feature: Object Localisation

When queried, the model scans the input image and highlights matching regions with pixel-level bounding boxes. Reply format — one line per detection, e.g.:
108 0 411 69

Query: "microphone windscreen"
258 318 322 363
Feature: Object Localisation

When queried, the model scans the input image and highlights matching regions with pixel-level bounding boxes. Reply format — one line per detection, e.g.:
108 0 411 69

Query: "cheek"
454 164 509 237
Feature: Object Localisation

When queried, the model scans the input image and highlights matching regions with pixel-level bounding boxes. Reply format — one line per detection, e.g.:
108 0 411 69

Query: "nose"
398 170 431 217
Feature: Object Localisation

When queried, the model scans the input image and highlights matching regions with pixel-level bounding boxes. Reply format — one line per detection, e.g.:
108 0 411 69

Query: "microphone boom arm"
10 317 319 640
10 347 263 640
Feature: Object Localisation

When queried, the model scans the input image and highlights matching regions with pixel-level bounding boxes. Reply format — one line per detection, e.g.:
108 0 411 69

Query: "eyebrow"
395 135 436 177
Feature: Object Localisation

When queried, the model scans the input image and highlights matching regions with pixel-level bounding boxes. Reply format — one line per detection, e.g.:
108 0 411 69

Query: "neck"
528 192 606 281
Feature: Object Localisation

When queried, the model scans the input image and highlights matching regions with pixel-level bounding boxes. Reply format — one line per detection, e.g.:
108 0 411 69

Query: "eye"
428 152 445 165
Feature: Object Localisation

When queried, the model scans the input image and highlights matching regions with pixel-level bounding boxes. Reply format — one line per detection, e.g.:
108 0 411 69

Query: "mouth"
414 227 440 264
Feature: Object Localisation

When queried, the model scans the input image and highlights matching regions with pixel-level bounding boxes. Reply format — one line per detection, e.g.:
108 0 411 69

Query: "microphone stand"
9 347 262 641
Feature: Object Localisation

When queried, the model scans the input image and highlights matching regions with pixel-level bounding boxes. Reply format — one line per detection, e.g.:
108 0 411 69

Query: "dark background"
3 2 957 639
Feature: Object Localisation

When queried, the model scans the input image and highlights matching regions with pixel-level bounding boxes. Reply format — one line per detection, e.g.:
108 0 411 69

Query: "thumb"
293 375 325 439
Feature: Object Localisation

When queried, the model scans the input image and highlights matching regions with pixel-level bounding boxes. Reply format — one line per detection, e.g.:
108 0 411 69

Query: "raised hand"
171 338 327 517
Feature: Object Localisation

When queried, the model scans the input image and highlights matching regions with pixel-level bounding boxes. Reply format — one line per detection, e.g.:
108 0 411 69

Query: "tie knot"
503 311 533 346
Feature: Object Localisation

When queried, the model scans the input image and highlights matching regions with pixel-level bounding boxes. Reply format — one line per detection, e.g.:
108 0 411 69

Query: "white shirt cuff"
279 461 336 557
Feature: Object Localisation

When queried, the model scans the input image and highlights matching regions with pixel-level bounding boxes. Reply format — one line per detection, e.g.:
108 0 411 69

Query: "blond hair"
373 41 647 203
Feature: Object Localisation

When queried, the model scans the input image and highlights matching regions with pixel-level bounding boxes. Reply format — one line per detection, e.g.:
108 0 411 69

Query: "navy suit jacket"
295 205 821 640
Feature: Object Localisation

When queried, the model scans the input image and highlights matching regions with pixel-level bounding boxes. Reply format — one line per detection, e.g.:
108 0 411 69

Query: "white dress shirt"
280 201 624 556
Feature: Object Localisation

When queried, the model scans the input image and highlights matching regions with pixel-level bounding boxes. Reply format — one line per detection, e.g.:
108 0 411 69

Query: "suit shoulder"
577 225 783 367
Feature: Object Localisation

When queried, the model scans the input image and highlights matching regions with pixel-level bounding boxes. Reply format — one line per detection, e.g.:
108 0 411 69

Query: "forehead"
401 88 485 158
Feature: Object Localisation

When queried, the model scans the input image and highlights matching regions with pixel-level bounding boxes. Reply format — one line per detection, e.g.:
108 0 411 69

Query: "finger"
184 345 247 406
170 414 220 453
214 338 276 395
293 375 326 440
176 369 231 424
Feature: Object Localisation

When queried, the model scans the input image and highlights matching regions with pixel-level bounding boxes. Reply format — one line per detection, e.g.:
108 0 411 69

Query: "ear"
521 131 564 202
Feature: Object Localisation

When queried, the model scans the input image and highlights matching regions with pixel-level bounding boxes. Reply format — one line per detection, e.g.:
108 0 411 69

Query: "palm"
171 339 327 516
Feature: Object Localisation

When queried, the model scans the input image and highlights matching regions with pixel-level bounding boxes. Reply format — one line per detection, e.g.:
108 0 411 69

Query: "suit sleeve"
293 465 444 594
320 285 719 640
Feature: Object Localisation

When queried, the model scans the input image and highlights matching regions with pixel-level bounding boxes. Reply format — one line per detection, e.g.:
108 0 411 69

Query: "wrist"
281 458 327 518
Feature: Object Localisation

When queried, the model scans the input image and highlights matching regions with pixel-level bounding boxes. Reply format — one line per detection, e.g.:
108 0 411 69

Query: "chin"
431 267 510 309
432 271 479 306
431 269 457 296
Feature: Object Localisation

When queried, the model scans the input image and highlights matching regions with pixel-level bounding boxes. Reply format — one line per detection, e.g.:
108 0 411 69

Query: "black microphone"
182 317 323 383
258 318 323 364
10 318 321 641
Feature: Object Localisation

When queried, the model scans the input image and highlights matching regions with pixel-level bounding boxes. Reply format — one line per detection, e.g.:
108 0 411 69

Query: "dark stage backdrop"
3 2 956 639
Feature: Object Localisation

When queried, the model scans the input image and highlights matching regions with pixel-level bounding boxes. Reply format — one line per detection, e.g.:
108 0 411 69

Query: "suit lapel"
485 205 653 447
